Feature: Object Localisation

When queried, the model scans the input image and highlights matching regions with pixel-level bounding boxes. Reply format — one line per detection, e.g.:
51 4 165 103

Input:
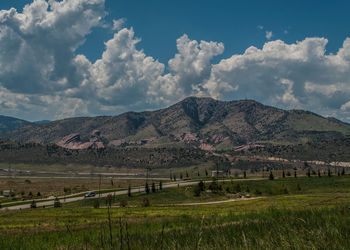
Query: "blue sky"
2 0 349 62
0 0 350 121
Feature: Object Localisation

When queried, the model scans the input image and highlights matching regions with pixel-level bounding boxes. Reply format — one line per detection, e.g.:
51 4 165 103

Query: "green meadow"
1 175 350 249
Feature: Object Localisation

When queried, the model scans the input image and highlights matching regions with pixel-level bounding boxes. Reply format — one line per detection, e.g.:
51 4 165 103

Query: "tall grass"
1 205 350 249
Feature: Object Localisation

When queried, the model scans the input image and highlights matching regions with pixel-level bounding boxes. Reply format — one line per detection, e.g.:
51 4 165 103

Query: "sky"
0 0 350 122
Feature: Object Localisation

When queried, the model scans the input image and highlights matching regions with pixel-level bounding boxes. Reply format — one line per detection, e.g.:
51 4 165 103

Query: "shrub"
151 182 156 193
209 179 219 192
54 198 61 208
255 189 262 195
93 199 100 209
142 198 150 207
25 179 31 184
193 185 201 197
235 184 241 193
30 200 37 209
106 195 113 207
159 181 163 190
63 187 71 194
120 199 127 207
37 192 41 197
269 171 274 180
198 181 205 191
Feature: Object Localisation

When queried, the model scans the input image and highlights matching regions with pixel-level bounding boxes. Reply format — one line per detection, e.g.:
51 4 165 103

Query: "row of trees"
269 168 346 180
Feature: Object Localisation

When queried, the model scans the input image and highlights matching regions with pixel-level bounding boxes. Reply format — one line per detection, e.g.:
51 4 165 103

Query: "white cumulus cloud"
1 0 350 123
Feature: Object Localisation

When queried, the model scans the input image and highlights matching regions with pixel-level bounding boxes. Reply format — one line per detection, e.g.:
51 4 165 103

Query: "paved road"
1 178 263 210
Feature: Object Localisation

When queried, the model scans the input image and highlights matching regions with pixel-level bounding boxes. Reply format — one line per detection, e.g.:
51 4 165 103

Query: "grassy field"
1 176 350 249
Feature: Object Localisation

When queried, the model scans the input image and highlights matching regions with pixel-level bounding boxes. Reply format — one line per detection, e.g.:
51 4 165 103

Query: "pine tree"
269 171 274 180
159 181 163 190
294 171 297 178
145 183 150 194
282 171 285 178
243 171 247 179
151 182 156 193
328 168 332 177
342 168 345 176
128 185 131 197
318 170 321 177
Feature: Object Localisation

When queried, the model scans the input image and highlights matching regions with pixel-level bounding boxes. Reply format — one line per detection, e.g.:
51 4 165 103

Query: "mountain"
33 120 51 125
4 97 350 150
0 115 32 133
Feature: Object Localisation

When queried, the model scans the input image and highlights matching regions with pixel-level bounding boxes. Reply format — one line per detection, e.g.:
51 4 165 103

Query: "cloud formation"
0 0 350 122
203 38 350 119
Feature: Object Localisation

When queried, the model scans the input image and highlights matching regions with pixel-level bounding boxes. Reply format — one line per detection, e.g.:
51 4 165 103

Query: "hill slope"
0 115 32 133
4 97 350 149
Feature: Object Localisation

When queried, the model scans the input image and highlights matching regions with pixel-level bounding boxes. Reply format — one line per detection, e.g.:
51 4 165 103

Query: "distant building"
3 190 10 197
211 170 224 177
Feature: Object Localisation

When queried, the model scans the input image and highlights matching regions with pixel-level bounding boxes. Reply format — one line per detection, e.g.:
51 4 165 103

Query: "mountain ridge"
2 97 350 150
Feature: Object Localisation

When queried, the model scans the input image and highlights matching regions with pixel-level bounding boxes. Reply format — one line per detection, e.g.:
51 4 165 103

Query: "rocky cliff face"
56 130 105 150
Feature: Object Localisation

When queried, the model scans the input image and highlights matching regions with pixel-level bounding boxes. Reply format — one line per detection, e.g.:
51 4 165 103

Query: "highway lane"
1 178 263 210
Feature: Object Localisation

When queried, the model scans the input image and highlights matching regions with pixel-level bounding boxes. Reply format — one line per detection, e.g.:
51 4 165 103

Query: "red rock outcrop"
56 132 105 150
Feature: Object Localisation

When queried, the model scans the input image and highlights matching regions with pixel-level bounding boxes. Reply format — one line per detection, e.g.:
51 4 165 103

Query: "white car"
85 191 96 197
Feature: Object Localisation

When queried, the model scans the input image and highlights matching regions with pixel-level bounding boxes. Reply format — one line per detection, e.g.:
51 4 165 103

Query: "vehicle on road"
84 192 96 198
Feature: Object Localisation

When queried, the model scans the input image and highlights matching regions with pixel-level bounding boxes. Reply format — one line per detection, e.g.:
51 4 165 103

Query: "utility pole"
99 174 102 199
